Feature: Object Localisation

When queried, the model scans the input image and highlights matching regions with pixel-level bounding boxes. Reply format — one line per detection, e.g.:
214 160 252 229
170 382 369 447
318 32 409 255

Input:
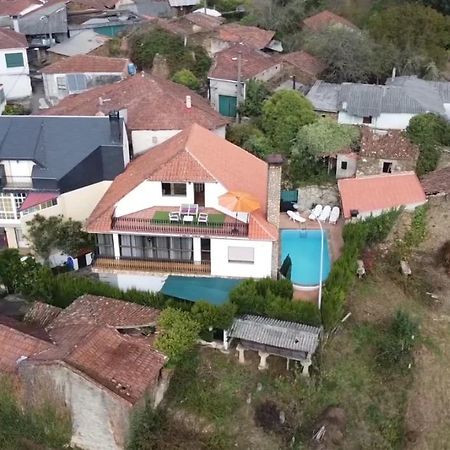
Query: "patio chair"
318 205 331 222
169 212 180 222
308 204 323 220
329 206 340 225
287 210 306 223
198 212 208 224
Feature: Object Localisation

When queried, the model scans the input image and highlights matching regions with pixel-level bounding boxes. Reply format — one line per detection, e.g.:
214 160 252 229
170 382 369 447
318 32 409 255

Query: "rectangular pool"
280 229 331 287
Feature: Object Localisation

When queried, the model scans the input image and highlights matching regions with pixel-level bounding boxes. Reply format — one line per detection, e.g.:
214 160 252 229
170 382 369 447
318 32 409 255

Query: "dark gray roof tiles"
228 314 321 354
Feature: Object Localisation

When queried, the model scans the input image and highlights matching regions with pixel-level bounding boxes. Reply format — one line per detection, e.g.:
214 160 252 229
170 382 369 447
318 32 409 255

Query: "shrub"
127 401 165 450
226 123 264 147
238 80 270 118
171 68 200 91
3 104 28 115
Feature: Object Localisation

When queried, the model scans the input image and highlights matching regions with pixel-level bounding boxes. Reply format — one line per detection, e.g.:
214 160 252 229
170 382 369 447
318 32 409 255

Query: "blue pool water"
280 230 331 286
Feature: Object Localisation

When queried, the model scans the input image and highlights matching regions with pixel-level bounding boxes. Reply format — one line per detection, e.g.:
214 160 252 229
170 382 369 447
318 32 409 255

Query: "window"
382 162 393 173
340 161 348 170
5 52 24 68
66 74 87 93
56 76 67 90
119 236 193 261
14 192 27 210
363 116 372 124
0 194 15 219
14 228 24 245
228 246 254 264
95 234 114 257
161 183 187 196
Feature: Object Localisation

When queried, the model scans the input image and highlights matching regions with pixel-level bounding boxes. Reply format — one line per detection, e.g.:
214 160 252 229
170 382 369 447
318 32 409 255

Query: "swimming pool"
280 229 331 288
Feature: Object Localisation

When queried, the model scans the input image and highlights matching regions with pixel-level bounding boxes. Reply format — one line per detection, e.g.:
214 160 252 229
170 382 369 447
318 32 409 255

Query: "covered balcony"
111 206 249 237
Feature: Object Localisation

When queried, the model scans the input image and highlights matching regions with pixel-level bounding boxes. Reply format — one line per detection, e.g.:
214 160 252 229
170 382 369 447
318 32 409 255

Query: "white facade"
0 85 5 113
0 46 32 100
335 154 357 179
338 111 416 130
352 201 427 221
131 126 226 155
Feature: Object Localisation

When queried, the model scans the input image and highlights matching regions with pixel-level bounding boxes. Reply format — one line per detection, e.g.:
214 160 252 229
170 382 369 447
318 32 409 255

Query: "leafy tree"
190 301 237 332
305 27 392 83
261 90 317 154
171 69 200 91
155 308 200 364
242 134 273 159
239 80 270 118
420 0 450 14
57 218 93 257
367 4 450 71
226 122 264 146
0 249 24 293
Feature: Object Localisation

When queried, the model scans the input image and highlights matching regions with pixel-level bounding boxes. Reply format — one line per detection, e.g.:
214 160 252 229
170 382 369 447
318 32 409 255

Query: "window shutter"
5 53 24 68
228 247 255 263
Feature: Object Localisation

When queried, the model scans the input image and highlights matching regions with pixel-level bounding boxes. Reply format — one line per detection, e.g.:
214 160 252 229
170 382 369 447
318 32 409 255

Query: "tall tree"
261 90 317 155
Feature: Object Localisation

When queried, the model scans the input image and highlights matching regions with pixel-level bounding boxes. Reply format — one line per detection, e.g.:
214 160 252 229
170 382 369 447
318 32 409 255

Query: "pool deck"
279 212 344 302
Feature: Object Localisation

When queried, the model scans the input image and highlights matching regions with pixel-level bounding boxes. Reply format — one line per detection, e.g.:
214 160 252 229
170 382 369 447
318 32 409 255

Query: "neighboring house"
338 172 427 221
41 73 229 154
168 0 201 14
357 128 419 177
0 0 68 47
302 10 358 33
325 149 358 180
0 28 32 100
208 43 282 117
280 51 326 86
41 54 129 104
1 295 169 450
420 166 450 198
0 84 5 113
0 114 129 250
307 77 450 130
86 124 280 291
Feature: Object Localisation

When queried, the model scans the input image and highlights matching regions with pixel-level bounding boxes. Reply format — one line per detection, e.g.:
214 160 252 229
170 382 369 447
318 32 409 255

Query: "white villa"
86 124 281 292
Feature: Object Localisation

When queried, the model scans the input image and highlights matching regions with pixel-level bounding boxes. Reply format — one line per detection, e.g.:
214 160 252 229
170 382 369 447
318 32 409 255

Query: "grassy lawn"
152 211 226 225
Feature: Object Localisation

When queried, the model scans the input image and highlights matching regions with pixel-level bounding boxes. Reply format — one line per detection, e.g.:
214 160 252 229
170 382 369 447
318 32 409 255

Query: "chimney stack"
108 110 121 144
186 95 192 109
266 154 284 279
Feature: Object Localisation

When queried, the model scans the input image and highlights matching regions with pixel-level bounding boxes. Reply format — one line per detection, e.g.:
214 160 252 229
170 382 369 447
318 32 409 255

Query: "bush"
238 80 270 118
226 123 264 147
127 401 165 450
171 69 200 91
2 104 28 115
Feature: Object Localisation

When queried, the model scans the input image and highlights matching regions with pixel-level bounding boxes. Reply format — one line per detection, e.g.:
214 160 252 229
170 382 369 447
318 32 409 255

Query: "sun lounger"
308 204 323 220
318 205 331 222
329 206 340 225
287 210 306 223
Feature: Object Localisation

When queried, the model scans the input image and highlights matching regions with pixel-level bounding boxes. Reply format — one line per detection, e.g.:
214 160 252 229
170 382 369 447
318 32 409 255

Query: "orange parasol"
219 191 260 213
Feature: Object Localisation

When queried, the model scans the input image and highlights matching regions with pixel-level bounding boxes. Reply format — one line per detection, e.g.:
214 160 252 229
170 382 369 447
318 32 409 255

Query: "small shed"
226 315 322 375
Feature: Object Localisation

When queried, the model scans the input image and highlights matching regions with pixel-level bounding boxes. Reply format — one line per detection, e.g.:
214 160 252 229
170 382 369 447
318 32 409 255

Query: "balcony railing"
94 257 211 275
111 217 249 237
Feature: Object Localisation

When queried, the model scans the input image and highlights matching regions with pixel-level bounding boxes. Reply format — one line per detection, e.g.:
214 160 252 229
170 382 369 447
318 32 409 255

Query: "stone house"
356 128 419 177
302 10 358 33
279 51 326 87
0 296 169 450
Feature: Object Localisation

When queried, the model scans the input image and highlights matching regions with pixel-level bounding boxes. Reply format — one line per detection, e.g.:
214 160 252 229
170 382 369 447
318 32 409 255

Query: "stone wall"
357 157 416 177
297 184 340 211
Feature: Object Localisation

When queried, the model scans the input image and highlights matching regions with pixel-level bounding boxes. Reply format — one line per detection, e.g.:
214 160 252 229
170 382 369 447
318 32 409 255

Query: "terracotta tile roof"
24 302 62 328
302 10 358 32
158 13 223 36
209 43 279 81
281 51 326 77
249 212 278 241
0 28 28 49
41 74 228 131
69 0 118 9
420 167 450 196
87 124 275 241
217 23 275 49
18 191 58 212
0 0 40 16
0 317 52 373
49 294 160 329
338 172 426 219
360 128 419 161
40 55 129 74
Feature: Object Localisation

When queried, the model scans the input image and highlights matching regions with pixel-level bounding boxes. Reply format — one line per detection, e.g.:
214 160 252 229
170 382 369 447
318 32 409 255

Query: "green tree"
57 218 93 257
0 249 23 293
171 69 200 91
368 4 450 71
242 134 273 159
239 80 270 118
420 0 450 14
305 27 392 83
261 90 317 154
155 308 200 364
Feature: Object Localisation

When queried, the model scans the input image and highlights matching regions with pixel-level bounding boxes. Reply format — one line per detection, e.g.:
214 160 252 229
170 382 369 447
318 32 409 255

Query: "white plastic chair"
198 212 208 224
308 204 323 220
287 210 306 223
169 212 180 222
329 206 340 225
319 205 331 222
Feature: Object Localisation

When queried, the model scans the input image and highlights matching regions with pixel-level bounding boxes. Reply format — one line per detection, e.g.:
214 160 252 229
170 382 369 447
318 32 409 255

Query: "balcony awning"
19 192 58 212
160 276 242 306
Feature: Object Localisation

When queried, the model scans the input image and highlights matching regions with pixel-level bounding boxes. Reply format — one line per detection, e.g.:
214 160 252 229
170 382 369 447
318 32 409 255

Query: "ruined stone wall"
356 157 416 177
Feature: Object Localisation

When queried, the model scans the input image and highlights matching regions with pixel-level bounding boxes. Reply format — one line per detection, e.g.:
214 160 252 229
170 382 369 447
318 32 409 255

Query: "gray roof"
306 80 340 112
168 0 200 7
48 30 109 57
0 116 123 185
228 314 321 354
125 0 173 18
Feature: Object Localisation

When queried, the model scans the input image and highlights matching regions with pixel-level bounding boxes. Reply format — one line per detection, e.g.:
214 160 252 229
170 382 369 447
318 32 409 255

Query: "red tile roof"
0 28 28 49
49 294 160 329
360 128 419 161
217 23 275 49
24 302 62 328
338 172 426 219
281 51 326 77
0 0 40 16
18 191 58 212
420 167 450 196
40 55 129 74
302 10 358 32
40 74 228 131
209 43 279 81
87 124 277 240
158 13 223 36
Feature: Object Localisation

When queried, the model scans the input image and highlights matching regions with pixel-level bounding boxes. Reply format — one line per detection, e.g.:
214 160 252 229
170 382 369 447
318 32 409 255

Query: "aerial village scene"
0 0 449 448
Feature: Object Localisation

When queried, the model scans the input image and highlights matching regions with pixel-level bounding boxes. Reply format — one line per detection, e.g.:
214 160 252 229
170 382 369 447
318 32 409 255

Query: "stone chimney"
151 53 170 79
186 95 192 109
266 154 283 279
